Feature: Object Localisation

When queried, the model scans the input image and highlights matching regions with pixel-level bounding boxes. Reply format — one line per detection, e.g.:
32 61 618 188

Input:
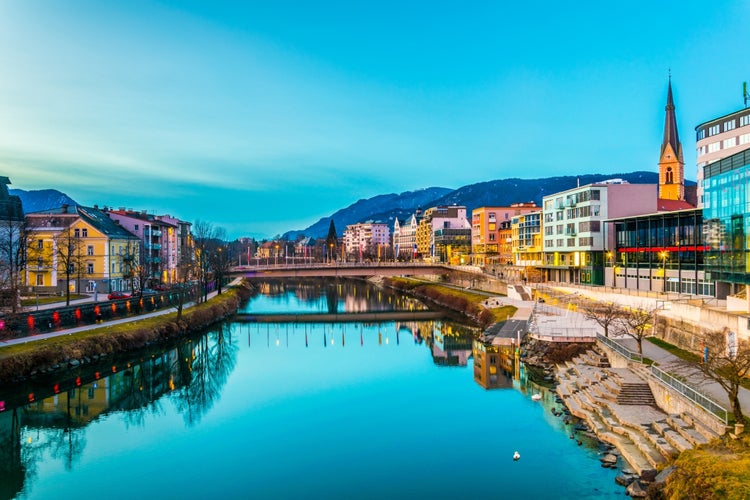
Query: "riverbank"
0 280 253 385
378 276 515 328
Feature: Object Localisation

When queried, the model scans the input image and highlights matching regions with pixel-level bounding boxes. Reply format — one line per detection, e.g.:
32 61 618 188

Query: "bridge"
229 262 452 279
234 311 445 323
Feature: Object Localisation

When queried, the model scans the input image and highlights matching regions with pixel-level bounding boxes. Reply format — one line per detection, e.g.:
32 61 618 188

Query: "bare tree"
617 306 656 356
0 211 27 313
687 327 750 424
581 301 624 338
54 227 87 306
192 220 226 303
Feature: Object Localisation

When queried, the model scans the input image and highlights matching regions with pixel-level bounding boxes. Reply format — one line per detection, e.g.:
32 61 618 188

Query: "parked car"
141 288 157 295
108 291 131 300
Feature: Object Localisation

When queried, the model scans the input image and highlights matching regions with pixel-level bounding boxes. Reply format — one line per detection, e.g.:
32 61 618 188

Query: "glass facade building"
611 209 713 295
703 148 750 286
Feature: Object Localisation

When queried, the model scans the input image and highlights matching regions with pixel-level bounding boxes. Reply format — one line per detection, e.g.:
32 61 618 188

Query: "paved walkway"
2 281 240 349
542 284 750 415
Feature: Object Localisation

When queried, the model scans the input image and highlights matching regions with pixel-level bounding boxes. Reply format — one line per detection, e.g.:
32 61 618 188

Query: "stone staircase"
555 347 720 479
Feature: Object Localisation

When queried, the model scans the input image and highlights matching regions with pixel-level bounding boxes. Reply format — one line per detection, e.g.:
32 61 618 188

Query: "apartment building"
511 211 543 271
393 213 419 260
25 205 139 294
343 221 390 260
105 209 182 287
470 203 538 265
695 106 750 206
415 205 471 262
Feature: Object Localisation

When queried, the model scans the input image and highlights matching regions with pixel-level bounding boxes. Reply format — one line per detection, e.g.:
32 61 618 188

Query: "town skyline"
2 1 748 239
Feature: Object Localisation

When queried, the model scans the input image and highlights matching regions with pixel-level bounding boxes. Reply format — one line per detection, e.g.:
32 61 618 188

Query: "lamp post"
659 250 669 293
606 251 613 287
274 244 279 267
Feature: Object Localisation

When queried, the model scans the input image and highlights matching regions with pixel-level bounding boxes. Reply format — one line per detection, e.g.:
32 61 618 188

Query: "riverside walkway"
1 282 238 348
536 283 750 415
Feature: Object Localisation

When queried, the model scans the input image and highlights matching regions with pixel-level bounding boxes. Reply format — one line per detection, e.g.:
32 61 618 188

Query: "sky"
1 1 748 239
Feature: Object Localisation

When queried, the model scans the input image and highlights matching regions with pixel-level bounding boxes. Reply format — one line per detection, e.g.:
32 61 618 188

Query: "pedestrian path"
542 284 750 415
2 280 242 349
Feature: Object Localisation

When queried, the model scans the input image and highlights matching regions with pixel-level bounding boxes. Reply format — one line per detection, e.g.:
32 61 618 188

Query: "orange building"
471 203 538 266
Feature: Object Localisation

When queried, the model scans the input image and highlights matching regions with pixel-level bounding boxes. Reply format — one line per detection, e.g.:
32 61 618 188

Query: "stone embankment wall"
597 342 727 437
658 301 750 350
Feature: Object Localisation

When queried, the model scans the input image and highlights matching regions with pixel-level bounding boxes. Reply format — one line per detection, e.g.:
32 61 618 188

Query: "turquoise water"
1 282 623 499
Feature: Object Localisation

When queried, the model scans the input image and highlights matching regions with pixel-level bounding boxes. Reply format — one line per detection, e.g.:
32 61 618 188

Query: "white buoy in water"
513 451 520 461
531 393 542 401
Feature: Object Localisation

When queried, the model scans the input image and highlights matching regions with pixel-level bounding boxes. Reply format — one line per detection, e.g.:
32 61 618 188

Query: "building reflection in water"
249 279 427 315
472 338 520 389
0 324 237 499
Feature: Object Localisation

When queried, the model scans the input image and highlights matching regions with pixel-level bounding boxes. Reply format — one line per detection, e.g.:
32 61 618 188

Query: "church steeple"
658 75 685 201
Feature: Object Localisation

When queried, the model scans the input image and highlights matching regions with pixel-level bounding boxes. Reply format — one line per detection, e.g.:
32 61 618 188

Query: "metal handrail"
649 365 728 425
597 333 643 363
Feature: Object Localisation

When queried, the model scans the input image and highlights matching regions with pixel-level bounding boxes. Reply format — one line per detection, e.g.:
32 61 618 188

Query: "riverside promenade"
1 281 240 349
535 283 750 415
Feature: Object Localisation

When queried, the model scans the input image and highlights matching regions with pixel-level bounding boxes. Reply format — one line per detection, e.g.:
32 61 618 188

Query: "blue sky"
1 1 748 239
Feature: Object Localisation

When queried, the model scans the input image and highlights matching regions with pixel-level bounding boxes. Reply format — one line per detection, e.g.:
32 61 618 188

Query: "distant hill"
285 171 692 239
10 188 78 214
284 187 452 240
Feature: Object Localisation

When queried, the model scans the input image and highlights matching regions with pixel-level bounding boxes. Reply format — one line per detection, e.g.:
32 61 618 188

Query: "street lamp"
274 244 279 267
658 250 669 292
606 251 614 287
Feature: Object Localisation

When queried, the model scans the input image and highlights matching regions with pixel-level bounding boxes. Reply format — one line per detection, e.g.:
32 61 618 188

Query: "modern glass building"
610 208 712 296
703 148 750 295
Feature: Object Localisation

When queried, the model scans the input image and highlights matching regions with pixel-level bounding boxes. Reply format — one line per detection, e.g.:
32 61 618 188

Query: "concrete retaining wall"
647 380 727 436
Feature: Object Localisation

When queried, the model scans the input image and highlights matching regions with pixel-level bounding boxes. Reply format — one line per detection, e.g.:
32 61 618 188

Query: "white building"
343 221 390 259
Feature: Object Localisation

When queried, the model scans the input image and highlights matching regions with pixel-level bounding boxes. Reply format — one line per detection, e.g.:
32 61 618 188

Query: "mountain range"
10 189 78 214
285 171 681 239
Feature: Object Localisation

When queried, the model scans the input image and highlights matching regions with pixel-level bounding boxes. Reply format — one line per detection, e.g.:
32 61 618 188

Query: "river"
0 279 623 499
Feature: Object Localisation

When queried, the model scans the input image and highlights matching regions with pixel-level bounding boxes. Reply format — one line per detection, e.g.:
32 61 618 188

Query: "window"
724 119 736 131
36 274 44 286
87 263 94 274
708 142 720 153
37 239 43 250
134 224 139 231
740 133 750 146
723 137 737 149
74 228 80 237
666 167 673 183
708 124 721 136
741 115 750 127
697 129 706 140
37 257 43 268
87 245 94 256
590 190 600 200
82 228 88 237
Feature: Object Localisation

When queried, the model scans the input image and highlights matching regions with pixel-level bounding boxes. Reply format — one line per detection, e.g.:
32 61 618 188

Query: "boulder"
626 480 648 498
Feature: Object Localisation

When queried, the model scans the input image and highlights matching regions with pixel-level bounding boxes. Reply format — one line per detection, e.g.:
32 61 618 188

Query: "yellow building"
25 205 140 294
471 203 538 266
511 211 543 281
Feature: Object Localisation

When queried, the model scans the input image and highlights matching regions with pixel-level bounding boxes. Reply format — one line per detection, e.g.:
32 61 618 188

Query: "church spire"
658 75 685 201
661 76 682 160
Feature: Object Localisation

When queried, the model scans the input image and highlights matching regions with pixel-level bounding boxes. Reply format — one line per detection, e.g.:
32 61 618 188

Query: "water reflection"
246 279 427 315
0 324 237 499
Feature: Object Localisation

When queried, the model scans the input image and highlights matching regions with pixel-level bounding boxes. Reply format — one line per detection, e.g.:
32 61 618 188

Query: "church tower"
658 77 685 201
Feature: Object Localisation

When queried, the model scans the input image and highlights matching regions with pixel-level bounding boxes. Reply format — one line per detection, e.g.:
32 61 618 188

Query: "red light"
53 383 60 394
27 315 35 330
0 319 5 330
75 309 82 320
112 365 117 373
28 393 34 402
75 377 81 387
111 303 117 312
94 305 101 315
0 401 5 412
94 371 100 379
52 311 60 324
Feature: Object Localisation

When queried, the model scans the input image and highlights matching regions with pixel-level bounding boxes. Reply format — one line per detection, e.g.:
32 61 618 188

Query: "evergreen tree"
325 219 337 262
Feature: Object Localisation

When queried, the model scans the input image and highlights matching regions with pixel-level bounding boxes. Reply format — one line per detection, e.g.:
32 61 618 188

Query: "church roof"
661 78 683 160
